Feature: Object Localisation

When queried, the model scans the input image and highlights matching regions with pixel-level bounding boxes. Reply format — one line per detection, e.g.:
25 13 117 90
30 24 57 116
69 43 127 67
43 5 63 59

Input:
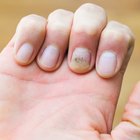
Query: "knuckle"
48 9 73 32
74 3 107 35
74 3 106 35
107 21 135 47
104 29 125 43
49 9 73 19
123 25 135 44
80 3 106 15
109 20 119 25
17 14 46 32
20 14 41 23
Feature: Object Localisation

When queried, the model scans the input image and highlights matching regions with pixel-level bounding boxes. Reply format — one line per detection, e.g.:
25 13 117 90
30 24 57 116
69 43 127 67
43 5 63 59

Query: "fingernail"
97 51 117 77
40 45 60 68
16 43 33 64
70 48 91 73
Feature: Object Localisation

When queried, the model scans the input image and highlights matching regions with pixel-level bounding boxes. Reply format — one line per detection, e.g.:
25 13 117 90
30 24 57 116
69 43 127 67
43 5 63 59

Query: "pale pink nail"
40 45 60 68
16 43 33 63
97 51 117 77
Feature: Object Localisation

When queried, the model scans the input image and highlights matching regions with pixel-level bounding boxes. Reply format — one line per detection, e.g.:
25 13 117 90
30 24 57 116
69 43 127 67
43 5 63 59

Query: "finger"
96 21 135 78
37 9 73 71
68 3 107 73
111 82 140 140
14 14 47 65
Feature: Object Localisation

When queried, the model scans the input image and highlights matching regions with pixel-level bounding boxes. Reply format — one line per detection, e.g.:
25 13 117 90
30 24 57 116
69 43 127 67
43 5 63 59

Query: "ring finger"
37 9 73 71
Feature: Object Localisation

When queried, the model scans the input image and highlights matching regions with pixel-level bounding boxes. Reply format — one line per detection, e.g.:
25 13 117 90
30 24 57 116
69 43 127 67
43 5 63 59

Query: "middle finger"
68 3 107 73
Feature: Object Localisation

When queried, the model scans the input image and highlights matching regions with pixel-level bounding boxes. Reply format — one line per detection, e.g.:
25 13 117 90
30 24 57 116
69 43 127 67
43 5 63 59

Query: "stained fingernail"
40 45 60 68
70 48 91 73
97 51 117 77
16 43 33 64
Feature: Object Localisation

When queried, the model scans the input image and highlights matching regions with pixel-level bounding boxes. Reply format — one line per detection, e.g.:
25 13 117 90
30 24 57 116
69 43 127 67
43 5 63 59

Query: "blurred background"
0 0 140 127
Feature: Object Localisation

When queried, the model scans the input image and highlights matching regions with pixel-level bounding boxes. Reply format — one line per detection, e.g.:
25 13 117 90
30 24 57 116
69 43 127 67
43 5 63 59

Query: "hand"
0 3 138 140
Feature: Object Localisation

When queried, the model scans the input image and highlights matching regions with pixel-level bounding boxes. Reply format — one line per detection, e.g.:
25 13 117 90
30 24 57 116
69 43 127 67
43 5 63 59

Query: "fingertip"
96 51 118 78
69 47 93 74
37 44 60 72
14 43 34 65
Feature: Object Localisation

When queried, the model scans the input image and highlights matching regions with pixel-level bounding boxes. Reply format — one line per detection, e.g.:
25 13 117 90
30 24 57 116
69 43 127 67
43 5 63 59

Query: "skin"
0 3 140 140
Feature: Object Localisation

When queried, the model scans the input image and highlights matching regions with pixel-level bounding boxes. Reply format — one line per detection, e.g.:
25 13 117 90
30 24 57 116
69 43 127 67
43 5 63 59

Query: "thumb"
111 82 140 140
